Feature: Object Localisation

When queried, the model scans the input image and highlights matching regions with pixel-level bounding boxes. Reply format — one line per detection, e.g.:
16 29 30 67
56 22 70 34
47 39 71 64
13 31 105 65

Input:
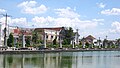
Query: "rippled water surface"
0 51 120 68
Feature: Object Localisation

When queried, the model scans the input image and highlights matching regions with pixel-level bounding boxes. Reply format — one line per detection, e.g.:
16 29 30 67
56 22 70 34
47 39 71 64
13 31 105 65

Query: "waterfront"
0 51 120 68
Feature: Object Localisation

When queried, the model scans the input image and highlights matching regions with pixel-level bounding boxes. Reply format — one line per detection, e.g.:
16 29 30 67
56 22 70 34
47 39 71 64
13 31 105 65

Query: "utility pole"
76 29 79 45
44 33 47 48
105 35 108 48
1 13 11 46
0 22 1 46
99 37 101 48
106 36 107 40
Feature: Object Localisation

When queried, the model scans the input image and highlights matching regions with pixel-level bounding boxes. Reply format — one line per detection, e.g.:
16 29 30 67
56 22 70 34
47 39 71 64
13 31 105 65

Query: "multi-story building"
8 26 33 47
34 27 63 44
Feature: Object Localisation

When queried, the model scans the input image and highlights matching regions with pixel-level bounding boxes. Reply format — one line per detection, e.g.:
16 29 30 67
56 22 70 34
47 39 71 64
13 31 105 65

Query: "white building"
35 27 63 44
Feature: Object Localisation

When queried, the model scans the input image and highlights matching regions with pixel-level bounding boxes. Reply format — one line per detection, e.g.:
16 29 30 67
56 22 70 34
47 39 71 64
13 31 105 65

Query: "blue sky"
0 0 120 40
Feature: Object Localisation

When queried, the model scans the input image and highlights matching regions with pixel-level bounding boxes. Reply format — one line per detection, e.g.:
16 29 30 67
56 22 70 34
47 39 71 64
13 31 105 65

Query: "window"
46 35 48 39
51 36 53 40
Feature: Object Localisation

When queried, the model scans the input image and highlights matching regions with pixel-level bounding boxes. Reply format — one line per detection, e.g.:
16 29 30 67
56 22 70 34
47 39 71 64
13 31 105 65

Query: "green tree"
7 33 14 47
103 39 108 48
63 27 74 45
25 37 31 47
85 42 89 48
32 31 38 44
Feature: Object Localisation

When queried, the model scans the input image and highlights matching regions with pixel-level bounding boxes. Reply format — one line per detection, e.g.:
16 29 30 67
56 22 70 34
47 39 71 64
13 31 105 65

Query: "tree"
103 39 108 48
7 33 14 47
32 31 38 44
63 27 74 45
25 36 31 47
85 42 89 48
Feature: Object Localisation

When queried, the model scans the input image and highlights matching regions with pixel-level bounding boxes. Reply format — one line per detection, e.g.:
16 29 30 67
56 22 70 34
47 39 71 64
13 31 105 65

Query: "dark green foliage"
63 39 68 45
62 27 74 45
32 31 38 44
103 39 108 47
7 33 14 47
85 42 89 48
25 37 31 47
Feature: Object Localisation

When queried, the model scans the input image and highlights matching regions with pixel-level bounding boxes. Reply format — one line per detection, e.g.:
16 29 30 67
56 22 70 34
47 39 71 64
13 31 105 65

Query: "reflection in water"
0 51 120 68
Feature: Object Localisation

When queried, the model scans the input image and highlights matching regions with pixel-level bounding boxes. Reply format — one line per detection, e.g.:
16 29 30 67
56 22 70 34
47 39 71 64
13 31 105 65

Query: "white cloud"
32 16 55 27
0 9 6 13
97 3 106 8
55 7 80 18
109 21 120 33
32 16 100 30
18 1 47 14
92 19 104 25
11 18 28 27
92 19 104 22
101 8 120 15
0 17 28 28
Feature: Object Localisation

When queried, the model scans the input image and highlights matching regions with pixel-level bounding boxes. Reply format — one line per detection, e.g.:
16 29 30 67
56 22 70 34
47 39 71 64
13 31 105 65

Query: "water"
0 51 120 68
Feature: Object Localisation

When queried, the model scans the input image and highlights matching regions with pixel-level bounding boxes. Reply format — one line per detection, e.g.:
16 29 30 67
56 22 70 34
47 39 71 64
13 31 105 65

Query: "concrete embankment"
0 48 120 54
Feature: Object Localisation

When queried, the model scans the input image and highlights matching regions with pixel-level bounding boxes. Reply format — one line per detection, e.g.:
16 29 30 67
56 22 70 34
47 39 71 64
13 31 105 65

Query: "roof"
35 27 63 31
86 35 96 40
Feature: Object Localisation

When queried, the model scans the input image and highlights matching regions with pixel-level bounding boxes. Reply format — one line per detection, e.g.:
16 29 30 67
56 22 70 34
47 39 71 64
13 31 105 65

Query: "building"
8 26 33 47
81 35 96 48
34 27 63 44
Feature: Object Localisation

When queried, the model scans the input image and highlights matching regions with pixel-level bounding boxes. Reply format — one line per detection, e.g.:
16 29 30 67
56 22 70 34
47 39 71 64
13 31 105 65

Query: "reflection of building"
34 27 63 44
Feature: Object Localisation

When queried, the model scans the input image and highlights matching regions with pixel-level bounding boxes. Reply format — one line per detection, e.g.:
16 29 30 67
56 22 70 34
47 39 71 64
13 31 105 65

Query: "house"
34 27 63 44
9 27 33 47
81 35 96 48
85 35 96 44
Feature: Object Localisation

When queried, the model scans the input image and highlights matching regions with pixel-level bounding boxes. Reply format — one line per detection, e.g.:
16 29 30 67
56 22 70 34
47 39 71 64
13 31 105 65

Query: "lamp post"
72 36 75 49
99 37 101 48
44 33 47 48
76 29 79 45
105 36 108 48
59 34 62 48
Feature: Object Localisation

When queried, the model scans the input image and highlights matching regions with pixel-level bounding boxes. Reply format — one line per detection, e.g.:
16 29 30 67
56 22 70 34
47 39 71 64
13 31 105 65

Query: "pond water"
0 51 120 68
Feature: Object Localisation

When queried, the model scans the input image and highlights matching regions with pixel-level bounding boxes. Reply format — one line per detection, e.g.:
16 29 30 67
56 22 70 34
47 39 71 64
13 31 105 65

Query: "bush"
85 42 90 48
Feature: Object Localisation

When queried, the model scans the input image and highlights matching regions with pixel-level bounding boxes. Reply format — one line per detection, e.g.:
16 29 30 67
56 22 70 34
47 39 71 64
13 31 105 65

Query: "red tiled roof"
14 29 19 34
35 27 63 31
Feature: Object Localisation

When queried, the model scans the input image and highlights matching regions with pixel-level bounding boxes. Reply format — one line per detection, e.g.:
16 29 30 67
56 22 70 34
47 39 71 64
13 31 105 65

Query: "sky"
0 0 120 40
